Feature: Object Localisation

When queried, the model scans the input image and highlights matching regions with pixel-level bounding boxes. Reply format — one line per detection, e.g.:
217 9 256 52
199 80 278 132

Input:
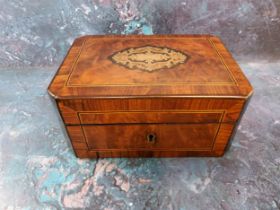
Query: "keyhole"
147 133 156 143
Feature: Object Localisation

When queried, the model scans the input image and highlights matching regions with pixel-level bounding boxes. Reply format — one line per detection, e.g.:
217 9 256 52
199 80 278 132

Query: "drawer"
78 111 224 124
80 123 220 151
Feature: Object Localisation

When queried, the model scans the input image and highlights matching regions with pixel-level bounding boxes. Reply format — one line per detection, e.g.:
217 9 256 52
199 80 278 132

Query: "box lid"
48 35 253 99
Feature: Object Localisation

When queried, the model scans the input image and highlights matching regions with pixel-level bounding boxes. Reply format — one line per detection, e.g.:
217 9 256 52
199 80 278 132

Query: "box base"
74 149 225 158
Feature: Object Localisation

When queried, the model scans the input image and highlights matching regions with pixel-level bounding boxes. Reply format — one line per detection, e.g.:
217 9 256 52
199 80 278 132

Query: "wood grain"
48 35 253 99
66 123 235 158
48 35 253 158
78 110 223 124
82 123 219 150
57 98 245 125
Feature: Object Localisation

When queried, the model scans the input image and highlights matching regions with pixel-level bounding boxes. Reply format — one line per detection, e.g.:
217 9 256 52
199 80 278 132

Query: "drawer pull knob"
147 133 156 143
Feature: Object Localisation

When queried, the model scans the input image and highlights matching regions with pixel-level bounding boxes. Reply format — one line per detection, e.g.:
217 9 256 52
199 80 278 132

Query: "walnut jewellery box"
48 35 253 158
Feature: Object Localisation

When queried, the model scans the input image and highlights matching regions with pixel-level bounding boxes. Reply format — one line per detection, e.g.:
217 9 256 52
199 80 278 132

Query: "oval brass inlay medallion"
109 45 189 72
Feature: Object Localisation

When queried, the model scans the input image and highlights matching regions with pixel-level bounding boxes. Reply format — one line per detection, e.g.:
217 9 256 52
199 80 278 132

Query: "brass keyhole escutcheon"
147 133 156 144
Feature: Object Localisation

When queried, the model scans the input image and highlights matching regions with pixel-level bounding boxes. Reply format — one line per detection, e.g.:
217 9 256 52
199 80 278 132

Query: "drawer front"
81 123 220 151
78 111 223 124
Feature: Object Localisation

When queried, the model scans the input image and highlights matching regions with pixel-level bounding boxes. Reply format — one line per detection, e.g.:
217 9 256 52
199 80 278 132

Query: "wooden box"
48 35 253 158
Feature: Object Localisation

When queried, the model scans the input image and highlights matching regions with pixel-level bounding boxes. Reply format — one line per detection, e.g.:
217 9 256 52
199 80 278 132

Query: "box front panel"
57 98 242 158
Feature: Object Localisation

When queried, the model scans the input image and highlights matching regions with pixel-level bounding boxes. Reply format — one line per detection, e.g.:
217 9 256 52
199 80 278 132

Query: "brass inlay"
109 45 189 72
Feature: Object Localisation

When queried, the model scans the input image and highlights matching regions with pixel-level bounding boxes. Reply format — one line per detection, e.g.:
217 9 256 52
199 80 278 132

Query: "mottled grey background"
0 0 280 209
1 0 280 68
